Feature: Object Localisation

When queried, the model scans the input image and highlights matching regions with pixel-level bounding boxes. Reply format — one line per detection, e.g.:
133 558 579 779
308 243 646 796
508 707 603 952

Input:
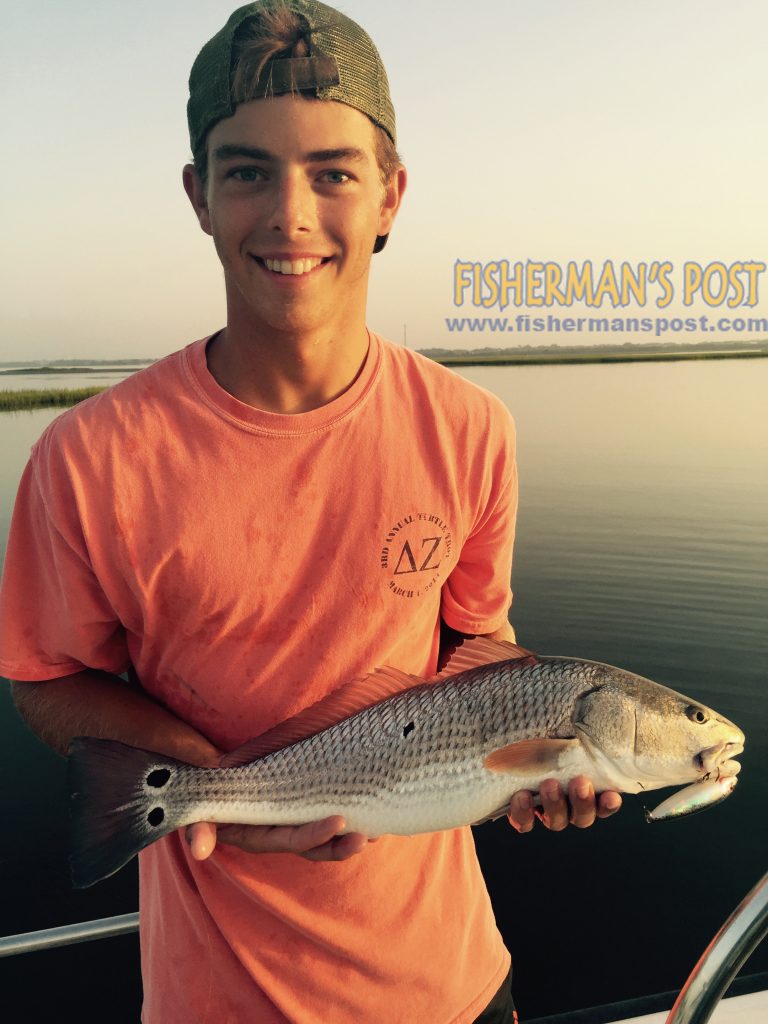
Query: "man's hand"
186 817 374 863
507 775 622 832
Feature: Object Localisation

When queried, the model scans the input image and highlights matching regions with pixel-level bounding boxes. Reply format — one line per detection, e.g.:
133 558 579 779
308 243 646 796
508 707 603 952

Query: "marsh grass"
0 388 105 412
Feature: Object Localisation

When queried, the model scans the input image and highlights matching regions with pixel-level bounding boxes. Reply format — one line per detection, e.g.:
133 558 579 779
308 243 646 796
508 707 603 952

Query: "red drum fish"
68 638 745 887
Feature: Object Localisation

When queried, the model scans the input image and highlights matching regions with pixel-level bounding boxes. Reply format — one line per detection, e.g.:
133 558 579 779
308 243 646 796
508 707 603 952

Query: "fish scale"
67 639 745 887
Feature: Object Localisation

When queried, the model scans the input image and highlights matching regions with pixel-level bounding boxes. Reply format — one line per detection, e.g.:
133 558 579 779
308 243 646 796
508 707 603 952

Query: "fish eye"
686 705 710 724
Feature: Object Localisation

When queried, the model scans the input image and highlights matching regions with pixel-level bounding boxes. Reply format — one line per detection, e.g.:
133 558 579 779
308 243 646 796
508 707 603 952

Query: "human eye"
320 169 351 185
226 166 266 183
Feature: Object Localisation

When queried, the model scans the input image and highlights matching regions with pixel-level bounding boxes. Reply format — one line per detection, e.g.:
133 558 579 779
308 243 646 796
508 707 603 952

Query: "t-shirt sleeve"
440 401 517 635
0 442 130 682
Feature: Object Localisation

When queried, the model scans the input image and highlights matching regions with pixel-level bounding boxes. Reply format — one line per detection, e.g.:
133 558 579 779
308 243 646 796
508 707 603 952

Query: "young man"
0 3 620 1021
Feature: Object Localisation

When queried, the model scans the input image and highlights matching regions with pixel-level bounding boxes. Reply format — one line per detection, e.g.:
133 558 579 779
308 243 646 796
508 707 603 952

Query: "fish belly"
170 756 508 836
176 740 600 837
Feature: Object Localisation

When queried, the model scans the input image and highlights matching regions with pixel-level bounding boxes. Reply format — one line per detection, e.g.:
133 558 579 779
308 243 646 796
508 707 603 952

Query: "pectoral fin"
483 738 579 774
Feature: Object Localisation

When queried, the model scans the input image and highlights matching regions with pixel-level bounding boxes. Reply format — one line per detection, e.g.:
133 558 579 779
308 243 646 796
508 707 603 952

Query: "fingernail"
604 795 621 812
575 780 590 800
543 781 561 801
514 792 532 812
191 837 209 860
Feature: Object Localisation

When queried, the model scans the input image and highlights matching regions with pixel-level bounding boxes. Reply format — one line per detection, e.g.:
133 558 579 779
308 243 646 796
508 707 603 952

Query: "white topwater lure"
645 761 741 822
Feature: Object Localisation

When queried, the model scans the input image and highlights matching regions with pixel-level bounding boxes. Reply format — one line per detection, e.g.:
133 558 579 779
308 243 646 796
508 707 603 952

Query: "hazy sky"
2 1 767 359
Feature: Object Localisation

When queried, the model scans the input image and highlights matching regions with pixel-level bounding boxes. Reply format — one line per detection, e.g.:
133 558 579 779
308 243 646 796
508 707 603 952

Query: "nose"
266 171 317 237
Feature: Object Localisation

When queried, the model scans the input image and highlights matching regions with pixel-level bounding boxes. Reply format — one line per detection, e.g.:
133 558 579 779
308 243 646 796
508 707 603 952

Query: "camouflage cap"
187 0 397 157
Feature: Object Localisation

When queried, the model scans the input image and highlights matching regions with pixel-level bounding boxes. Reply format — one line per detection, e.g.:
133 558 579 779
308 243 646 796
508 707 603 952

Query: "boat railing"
0 870 766 1023
665 868 768 1024
0 911 138 958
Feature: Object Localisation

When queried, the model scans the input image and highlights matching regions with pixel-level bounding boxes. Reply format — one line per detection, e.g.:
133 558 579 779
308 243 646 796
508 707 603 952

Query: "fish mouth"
695 740 744 774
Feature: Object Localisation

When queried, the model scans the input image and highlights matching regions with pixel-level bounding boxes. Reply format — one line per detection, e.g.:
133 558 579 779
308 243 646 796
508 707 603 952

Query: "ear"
182 164 213 237
377 165 407 237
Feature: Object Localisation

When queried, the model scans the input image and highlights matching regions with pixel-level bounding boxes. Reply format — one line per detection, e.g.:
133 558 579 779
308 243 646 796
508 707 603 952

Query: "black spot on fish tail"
67 738 184 889
402 722 415 738
147 768 171 788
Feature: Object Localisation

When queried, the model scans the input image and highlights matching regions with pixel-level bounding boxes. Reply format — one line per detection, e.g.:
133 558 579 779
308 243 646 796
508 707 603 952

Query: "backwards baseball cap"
187 1 397 252
187 0 396 153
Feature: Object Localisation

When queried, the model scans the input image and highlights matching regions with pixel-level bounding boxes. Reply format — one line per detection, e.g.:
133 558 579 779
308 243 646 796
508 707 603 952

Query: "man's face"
184 95 404 339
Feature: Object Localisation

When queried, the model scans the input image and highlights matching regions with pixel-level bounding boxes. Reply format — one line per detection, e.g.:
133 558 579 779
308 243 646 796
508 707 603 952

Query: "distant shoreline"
0 366 149 376
430 348 768 367
2 344 766 376
1 346 766 413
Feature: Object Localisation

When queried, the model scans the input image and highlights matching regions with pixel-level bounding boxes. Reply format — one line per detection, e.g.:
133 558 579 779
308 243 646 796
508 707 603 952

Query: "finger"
568 776 597 829
186 821 218 860
216 816 348 855
507 791 535 833
597 791 622 818
301 832 369 862
536 779 569 831
288 816 350 853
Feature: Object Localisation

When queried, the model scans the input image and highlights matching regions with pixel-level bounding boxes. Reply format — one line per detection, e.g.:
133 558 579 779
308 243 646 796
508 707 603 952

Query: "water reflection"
454 358 767 661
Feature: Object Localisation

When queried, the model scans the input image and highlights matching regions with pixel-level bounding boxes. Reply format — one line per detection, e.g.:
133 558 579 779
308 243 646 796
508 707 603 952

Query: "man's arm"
11 671 222 766
438 619 622 833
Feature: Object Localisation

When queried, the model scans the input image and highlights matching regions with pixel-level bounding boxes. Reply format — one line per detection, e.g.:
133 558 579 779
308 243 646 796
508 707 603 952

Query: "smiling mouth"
254 256 330 276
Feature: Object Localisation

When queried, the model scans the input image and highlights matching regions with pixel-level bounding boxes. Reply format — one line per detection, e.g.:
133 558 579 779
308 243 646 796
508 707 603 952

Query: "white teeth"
263 257 323 275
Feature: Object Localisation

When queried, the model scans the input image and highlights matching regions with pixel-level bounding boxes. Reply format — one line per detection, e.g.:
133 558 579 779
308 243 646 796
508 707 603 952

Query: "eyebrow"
212 144 368 164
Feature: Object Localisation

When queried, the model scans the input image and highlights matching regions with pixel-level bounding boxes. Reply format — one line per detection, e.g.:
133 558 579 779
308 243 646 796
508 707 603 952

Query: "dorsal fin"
436 636 538 681
220 666 426 767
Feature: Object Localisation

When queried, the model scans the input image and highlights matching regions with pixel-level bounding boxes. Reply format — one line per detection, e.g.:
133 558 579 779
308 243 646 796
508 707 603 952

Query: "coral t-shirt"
0 332 518 1023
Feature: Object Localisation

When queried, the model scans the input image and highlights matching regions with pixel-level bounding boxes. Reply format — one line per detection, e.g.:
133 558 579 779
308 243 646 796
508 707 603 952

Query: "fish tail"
68 737 185 888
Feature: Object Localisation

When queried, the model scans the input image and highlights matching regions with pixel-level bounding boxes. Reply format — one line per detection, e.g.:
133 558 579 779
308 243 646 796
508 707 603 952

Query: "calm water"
0 367 152 392
0 358 765 1020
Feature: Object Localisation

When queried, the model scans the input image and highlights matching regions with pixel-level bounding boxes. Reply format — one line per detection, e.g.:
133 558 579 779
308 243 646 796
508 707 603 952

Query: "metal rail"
0 871 765 1024
666 870 768 1024
0 912 138 958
